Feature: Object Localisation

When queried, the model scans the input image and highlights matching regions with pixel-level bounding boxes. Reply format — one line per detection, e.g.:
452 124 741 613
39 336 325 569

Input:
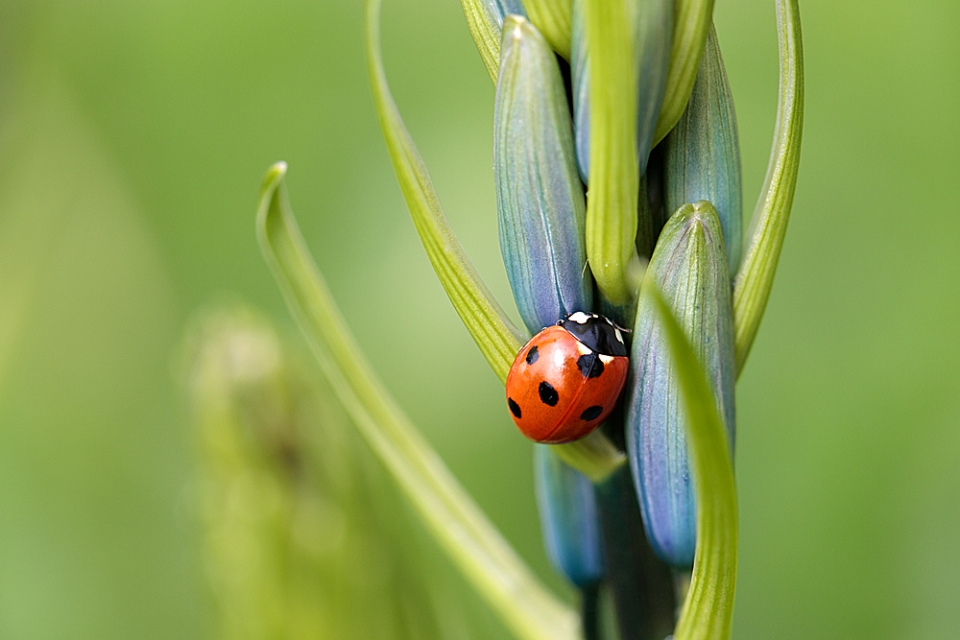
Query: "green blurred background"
1 0 959 638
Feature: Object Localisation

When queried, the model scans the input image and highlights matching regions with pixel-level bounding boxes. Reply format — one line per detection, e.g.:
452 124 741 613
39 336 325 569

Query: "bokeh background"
1 0 959 638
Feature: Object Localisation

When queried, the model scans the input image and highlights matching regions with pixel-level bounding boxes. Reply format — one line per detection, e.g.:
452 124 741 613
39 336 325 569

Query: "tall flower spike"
496 15 592 332
665 25 743 276
626 201 736 568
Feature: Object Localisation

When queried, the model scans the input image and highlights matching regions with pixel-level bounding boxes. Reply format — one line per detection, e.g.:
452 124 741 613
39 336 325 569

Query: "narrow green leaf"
652 0 714 146
369 0 625 480
584 0 644 306
368 0 526 383
644 283 737 640
256 163 579 640
461 0 506 81
524 0 574 59
733 0 804 373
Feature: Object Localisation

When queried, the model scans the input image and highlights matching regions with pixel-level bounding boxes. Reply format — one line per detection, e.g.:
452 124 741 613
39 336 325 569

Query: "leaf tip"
259 161 288 200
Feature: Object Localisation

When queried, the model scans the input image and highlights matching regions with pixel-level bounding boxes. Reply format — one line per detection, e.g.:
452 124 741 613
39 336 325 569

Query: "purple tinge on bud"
534 445 603 586
625 201 736 568
495 15 592 332
570 0 674 182
664 26 743 276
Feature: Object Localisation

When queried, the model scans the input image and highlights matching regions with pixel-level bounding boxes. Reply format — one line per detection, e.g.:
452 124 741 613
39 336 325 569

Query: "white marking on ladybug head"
576 341 593 356
614 328 624 344
568 312 590 324
599 355 614 364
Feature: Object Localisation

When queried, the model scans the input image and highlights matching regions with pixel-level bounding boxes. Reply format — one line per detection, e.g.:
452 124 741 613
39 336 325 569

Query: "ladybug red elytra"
505 312 629 444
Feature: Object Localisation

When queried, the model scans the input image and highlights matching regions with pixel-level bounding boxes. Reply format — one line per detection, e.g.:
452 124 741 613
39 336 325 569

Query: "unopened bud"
625 201 736 568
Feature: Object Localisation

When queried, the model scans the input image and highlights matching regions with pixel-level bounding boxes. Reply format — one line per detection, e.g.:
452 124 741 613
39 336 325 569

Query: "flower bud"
664 26 743 276
625 201 736 568
570 0 589 182
534 446 603 586
495 15 592 331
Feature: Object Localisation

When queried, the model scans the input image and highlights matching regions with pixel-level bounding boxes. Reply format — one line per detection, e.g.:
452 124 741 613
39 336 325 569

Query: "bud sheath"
664 25 743 275
495 15 592 331
534 446 603 586
626 201 736 568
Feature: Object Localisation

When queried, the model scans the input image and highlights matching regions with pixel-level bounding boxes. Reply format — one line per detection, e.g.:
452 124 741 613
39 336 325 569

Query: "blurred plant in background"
186 306 445 639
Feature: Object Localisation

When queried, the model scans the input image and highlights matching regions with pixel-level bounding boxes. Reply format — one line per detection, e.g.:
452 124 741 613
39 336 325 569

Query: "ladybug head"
559 312 628 357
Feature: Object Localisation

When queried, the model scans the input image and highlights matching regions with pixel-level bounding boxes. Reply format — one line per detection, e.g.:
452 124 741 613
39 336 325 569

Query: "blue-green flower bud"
534 446 603 587
570 0 674 182
570 0 589 182
664 26 743 276
495 15 592 331
625 201 736 568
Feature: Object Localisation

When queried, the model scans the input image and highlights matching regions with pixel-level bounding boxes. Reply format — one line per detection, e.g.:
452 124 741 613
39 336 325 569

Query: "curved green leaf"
584 0 644 306
461 0 505 81
256 163 579 640
652 0 714 146
733 0 804 373
368 0 526 383
644 283 737 640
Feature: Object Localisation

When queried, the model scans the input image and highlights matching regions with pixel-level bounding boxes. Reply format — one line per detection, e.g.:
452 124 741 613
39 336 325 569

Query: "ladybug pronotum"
505 312 629 444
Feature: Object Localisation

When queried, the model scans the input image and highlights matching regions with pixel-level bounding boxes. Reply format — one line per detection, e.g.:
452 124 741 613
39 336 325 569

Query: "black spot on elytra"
580 405 603 421
577 353 605 378
538 381 559 406
525 345 539 365
508 398 522 419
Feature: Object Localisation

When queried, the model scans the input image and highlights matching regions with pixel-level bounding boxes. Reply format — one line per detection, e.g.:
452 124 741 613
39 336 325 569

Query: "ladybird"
505 312 629 444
